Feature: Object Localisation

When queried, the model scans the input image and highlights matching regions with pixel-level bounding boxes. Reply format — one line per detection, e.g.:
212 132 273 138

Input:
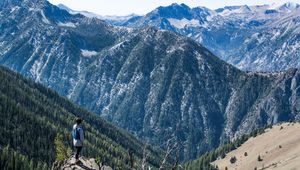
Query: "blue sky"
48 0 300 16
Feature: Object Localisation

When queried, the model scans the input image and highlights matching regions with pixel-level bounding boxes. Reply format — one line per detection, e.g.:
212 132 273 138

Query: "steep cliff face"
1 0 300 161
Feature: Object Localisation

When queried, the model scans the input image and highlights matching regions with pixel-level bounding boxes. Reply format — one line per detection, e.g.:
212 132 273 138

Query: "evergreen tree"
54 133 70 161
0 66 171 169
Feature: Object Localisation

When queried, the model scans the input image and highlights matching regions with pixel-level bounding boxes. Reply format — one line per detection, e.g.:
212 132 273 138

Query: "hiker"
72 118 84 164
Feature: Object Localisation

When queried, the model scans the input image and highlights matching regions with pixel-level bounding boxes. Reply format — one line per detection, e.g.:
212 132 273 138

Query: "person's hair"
75 118 83 124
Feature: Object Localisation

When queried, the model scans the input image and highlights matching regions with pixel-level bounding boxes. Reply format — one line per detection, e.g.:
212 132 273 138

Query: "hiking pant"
75 146 82 160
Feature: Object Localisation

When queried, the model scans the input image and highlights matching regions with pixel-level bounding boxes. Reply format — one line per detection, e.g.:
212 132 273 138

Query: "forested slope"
0 66 167 170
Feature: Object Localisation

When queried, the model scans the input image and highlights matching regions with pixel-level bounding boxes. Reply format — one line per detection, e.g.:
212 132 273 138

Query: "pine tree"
54 133 70 161
257 155 263 161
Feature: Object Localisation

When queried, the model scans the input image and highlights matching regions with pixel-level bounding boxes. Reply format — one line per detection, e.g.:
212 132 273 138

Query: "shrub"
54 133 71 161
220 152 226 159
230 156 237 164
257 155 263 161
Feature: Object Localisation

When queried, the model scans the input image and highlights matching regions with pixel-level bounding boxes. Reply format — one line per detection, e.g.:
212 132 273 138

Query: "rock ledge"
52 157 113 170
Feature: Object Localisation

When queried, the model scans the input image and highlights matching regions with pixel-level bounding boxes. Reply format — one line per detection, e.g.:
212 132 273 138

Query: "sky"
47 0 300 16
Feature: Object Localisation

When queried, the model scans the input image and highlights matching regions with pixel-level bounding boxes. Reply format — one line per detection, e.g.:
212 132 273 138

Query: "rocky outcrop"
52 157 112 170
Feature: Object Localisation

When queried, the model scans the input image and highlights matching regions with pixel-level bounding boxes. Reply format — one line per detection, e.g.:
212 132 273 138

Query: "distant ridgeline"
0 66 169 170
184 123 278 170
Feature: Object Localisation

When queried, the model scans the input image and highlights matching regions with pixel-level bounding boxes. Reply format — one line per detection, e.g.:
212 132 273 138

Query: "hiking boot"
75 160 82 165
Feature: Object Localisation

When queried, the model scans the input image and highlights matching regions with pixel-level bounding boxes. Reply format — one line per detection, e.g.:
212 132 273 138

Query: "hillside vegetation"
185 122 300 170
0 66 167 170
213 122 300 170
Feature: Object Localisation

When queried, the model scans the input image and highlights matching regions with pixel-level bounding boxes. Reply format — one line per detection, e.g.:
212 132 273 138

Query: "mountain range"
1 0 300 161
97 2 300 72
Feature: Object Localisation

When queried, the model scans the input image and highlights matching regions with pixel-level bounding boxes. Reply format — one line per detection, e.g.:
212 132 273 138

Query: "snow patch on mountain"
81 49 98 57
167 18 200 29
40 10 50 24
100 14 138 21
109 41 125 51
57 22 76 28
10 6 20 13
30 57 43 81
218 5 252 16
278 2 300 11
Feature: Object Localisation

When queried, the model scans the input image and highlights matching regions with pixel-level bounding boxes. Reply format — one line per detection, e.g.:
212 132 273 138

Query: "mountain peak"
159 2 191 11
153 3 192 19
169 3 179 6
241 5 251 10
57 3 71 11
169 3 189 8
278 2 300 10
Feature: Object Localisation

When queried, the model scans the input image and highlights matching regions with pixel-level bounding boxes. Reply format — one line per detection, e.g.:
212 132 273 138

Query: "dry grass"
212 122 300 170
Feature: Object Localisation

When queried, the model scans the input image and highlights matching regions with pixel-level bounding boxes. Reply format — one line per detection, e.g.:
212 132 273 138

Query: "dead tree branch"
141 143 150 170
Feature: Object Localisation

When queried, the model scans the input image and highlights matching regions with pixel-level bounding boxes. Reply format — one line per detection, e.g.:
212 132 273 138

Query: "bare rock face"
52 157 112 170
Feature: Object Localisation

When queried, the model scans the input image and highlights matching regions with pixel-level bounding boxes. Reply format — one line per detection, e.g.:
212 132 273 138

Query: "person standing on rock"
72 118 84 164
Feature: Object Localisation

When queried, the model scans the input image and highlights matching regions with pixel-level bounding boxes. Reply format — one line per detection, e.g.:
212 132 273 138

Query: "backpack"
72 127 81 140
